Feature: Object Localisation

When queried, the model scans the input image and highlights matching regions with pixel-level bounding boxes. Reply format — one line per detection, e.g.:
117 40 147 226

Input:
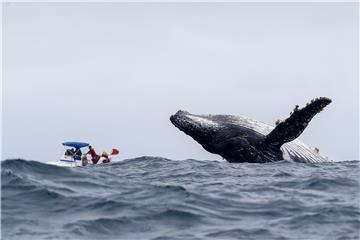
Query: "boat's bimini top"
62 142 89 148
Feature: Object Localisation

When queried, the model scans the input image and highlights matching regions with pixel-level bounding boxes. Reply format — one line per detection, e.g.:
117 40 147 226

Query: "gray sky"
3 3 359 162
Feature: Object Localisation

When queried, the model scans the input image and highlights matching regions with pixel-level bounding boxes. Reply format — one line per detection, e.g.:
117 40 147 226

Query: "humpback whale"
170 97 332 163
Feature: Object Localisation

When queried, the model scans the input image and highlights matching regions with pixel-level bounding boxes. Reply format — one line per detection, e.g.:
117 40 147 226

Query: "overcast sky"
3 3 359 162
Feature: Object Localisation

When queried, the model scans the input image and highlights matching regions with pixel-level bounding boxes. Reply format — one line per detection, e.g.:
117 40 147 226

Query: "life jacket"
91 155 100 165
89 147 98 157
111 149 119 155
89 147 100 164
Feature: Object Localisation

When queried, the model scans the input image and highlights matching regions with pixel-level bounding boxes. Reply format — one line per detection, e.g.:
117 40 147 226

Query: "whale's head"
170 110 221 140
170 110 263 161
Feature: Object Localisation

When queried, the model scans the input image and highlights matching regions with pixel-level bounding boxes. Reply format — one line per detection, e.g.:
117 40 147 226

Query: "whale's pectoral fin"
264 97 332 148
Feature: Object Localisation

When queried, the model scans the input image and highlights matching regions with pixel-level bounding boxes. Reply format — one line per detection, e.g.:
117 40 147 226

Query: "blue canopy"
62 142 89 148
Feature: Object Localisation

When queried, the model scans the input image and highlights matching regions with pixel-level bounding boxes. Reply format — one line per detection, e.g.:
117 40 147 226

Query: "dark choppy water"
2 157 360 240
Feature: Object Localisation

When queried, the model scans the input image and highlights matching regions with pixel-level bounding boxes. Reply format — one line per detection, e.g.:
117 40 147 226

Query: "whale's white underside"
232 116 330 163
191 114 330 163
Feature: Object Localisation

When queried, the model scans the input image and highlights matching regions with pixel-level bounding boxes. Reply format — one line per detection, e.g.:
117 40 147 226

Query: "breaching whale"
170 97 332 163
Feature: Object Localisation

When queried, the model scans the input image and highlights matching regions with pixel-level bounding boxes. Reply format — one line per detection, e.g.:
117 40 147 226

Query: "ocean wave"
2 158 360 240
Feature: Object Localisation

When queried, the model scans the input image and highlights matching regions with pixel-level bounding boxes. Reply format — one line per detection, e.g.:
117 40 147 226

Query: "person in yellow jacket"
102 151 110 163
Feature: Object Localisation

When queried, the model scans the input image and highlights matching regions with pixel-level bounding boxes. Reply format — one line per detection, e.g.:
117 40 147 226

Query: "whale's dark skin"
170 97 332 163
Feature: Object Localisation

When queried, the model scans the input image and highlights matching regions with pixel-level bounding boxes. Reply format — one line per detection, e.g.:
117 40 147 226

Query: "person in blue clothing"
73 147 82 160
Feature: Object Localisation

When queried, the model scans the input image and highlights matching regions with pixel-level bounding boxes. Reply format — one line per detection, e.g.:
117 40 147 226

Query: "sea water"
2 157 359 239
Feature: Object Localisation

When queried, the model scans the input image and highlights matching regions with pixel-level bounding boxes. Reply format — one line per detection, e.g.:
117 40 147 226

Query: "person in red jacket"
87 145 100 164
